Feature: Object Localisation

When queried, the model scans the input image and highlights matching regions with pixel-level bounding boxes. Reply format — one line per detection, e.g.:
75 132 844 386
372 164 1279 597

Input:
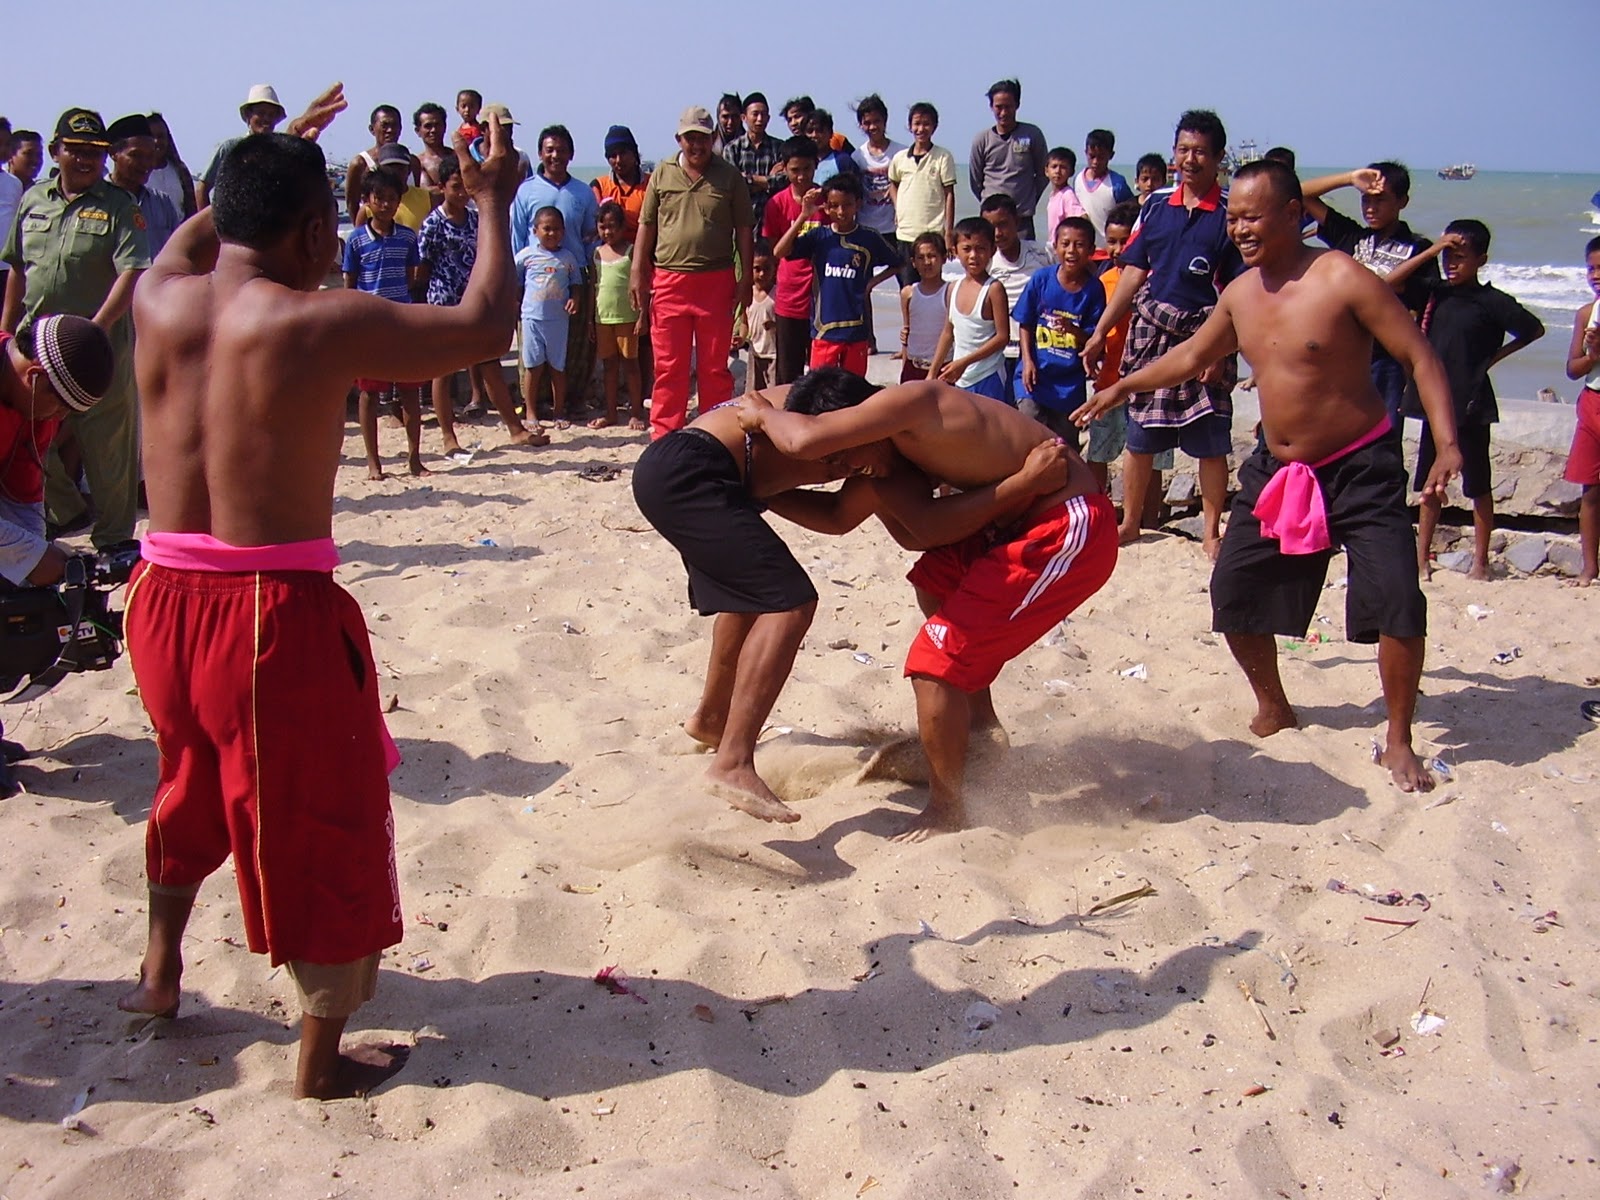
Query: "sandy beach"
3 372 1599 1198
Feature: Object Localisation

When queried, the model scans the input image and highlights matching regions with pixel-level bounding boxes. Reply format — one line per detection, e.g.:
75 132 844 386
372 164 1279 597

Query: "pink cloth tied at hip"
1252 415 1392 555
138 531 400 774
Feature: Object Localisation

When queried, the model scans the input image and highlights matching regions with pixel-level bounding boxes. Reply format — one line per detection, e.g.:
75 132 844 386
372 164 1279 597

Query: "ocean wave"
1482 263 1592 313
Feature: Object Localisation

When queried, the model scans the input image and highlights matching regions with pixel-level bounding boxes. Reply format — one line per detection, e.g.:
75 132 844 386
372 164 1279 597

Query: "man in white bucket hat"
196 85 287 209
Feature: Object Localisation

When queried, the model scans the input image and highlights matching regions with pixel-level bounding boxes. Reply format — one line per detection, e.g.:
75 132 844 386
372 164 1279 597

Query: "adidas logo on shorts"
924 621 948 650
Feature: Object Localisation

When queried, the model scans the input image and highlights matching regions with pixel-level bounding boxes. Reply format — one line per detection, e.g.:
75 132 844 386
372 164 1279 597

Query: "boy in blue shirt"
772 173 900 377
342 172 426 479
1015 216 1106 446
513 206 583 428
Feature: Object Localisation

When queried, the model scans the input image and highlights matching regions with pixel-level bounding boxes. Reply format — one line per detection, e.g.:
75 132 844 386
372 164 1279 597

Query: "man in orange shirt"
592 126 650 242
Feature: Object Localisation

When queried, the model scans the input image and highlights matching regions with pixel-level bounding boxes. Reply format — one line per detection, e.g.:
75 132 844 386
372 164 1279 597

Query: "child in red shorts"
771 172 900 377
1563 235 1600 585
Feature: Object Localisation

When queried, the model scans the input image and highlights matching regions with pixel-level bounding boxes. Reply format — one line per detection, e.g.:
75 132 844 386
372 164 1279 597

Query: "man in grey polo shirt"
969 79 1048 241
196 85 286 209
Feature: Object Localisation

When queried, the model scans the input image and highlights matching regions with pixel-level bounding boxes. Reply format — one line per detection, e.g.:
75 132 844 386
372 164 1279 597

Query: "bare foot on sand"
1419 560 1434 583
627 417 648 432
1204 534 1221 563
587 416 613 430
508 426 550 447
117 967 180 1020
366 464 386 482
857 735 930 785
890 801 964 843
1249 701 1299 738
1117 525 1142 548
683 714 722 750
296 1043 410 1101
553 418 571 431
1467 563 1490 582
1378 742 1435 793
407 459 434 478
705 764 800 823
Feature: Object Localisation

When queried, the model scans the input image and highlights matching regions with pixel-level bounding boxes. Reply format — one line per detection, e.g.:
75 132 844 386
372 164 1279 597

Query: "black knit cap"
106 114 154 143
31 316 114 411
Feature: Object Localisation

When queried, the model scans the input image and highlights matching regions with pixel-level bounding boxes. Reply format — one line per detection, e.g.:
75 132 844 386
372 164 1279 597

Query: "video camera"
0 541 140 702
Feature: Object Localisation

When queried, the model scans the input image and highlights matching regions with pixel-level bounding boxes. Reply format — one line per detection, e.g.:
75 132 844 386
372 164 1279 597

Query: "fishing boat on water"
1438 163 1477 181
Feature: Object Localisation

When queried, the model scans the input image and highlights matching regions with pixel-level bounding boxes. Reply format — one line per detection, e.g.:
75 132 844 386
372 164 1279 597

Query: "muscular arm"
92 268 144 330
770 443 1067 551
316 123 519 381
741 382 936 459
870 448 1059 550
1352 262 1460 487
765 476 881 534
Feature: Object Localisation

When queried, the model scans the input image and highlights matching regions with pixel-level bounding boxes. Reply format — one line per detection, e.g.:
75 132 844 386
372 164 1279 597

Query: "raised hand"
287 82 348 141
453 108 519 210
1350 167 1384 194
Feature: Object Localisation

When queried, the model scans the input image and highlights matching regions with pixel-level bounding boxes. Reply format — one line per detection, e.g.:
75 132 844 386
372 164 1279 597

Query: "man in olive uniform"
1 108 150 548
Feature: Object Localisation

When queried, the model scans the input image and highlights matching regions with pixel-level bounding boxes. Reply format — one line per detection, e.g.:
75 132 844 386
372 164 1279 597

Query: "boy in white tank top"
928 217 1007 401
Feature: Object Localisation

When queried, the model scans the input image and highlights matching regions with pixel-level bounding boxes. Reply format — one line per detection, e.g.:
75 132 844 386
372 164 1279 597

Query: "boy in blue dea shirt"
1014 216 1105 446
772 173 900 377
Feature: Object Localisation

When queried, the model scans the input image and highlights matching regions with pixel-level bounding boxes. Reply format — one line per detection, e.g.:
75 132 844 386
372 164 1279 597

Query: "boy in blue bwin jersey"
771 173 900 377
1014 216 1105 447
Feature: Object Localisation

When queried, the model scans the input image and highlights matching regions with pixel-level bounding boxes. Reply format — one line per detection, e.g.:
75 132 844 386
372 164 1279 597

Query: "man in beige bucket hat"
196 85 287 209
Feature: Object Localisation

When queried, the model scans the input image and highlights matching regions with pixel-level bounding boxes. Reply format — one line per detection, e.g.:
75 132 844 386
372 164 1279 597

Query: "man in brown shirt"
630 105 752 439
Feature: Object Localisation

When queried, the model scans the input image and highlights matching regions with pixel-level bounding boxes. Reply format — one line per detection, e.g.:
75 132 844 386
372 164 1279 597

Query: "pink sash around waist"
141 532 341 572
1252 416 1392 556
139 532 399 774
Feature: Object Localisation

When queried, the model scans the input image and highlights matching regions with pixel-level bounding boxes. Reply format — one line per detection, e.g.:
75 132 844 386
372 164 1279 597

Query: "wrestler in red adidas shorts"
905 493 1118 691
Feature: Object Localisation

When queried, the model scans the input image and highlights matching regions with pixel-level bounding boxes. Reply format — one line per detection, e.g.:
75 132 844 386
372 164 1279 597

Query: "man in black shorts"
1076 161 1461 792
634 388 1074 823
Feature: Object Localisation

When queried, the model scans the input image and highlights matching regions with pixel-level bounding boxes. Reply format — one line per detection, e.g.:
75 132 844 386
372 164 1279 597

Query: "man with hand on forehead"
118 87 525 1100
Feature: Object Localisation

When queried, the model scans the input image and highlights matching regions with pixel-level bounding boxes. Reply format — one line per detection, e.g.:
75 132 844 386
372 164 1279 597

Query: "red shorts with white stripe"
124 562 403 967
904 493 1118 692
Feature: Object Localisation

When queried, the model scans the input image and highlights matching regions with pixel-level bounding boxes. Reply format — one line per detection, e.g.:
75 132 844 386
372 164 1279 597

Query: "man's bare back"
749 378 1097 510
134 100 522 547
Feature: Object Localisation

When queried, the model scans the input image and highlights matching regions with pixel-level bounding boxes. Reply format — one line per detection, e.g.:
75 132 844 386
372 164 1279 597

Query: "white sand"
2 372 1598 1198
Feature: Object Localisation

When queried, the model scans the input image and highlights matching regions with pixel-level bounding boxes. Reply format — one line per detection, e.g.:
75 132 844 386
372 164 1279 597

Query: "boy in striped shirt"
343 172 426 478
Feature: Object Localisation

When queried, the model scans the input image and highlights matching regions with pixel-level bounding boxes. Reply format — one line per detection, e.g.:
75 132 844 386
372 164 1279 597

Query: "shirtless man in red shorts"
118 85 522 1099
738 368 1118 840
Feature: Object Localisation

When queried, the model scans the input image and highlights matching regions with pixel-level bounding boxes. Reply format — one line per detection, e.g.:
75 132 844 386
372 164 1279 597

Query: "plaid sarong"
1119 289 1238 427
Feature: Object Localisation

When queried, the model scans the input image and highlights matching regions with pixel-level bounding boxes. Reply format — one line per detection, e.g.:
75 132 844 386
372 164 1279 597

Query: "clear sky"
4 0 1591 174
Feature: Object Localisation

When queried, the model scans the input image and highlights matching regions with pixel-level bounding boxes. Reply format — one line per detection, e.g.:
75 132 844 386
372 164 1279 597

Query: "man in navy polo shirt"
1084 109 1242 560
